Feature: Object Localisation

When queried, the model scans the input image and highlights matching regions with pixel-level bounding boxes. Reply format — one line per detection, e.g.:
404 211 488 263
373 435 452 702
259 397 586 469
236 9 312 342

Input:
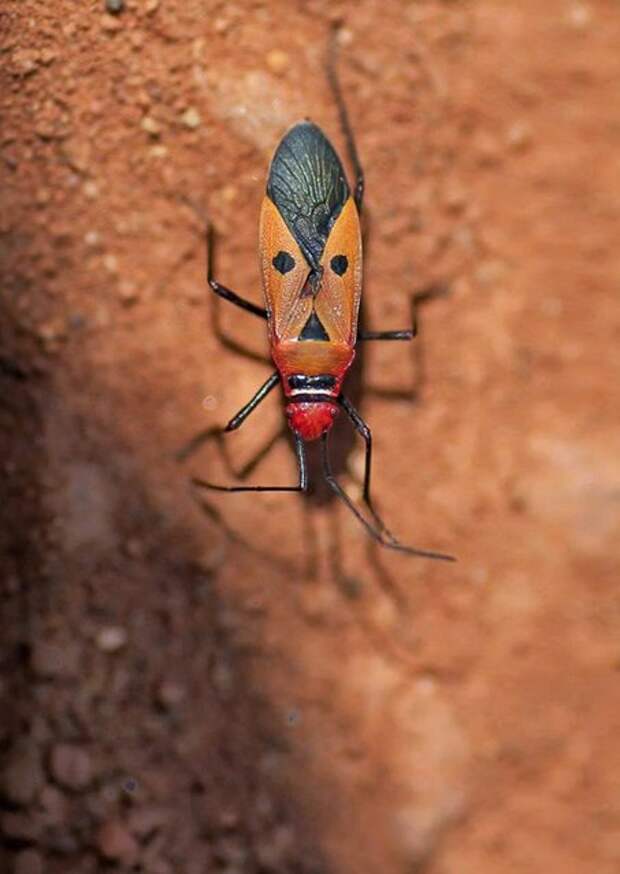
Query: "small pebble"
38 784 67 825
127 805 168 838
40 48 56 66
2 742 44 806
83 180 99 199
213 16 231 34
567 2 592 29
96 819 139 864
49 743 93 791
266 49 290 76
123 537 144 557
105 0 124 13
337 27 354 47
442 182 467 213
84 230 100 247
103 253 119 273
96 625 127 652
181 107 201 129
156 679 186 710
506 120 532 151
101 13 122 32
141 116 162 136
219 184 237 203
14 849 43 874
10 49 39 77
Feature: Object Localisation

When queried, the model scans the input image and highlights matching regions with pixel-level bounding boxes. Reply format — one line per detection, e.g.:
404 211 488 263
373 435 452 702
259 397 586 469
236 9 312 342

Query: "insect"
193 43 454 562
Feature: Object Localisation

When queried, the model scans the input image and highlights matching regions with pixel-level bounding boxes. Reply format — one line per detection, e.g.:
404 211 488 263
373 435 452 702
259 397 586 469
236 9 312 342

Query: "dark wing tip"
266 121 350 268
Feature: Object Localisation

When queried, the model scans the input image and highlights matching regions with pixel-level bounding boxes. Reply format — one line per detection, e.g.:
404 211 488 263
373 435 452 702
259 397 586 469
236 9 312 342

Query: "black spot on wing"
330 254 348 276
272 250 296 274
267 121 349 270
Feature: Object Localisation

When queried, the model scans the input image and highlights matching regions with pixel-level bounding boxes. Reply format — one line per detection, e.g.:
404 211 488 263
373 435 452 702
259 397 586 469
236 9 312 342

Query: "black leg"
206 225 271 364
327 29 364 213
207 225 267 319
175 374 280 463
362 283 451 400
224 372 280 432
320 432 455 561
209 279 267 319
358 329 414 342
338 395 392 536
192 432 309 494
358 283 451 344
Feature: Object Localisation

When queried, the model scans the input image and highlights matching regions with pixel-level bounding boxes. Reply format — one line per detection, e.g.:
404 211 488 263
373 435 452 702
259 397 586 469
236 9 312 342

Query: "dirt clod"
49 744 94 792
95 626 128 652
95 818 139 864
2 743 44 807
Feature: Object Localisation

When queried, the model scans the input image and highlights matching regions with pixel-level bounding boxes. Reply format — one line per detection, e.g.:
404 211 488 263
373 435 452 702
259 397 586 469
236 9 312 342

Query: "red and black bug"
193 46 454 562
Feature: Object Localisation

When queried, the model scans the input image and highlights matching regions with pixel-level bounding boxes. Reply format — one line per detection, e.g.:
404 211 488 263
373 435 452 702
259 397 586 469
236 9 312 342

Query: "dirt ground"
2 1 619 872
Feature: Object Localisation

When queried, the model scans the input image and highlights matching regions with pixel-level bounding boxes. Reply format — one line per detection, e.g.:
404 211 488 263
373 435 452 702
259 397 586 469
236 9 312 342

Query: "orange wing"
258 196 312 342
314 196 362 345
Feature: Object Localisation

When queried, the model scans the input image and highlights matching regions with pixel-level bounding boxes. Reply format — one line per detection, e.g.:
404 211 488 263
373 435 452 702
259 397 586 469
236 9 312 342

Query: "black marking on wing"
330 254 348 276
267 121 349 270
299 311 330 341
272 250 296 274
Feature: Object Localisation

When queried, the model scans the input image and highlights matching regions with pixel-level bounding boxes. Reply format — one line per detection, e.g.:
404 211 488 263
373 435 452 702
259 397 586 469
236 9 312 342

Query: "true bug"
193 43 454 562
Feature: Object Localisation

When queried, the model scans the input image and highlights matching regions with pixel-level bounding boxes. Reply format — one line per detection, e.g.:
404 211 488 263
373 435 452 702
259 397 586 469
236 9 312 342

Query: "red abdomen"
286 401 339 442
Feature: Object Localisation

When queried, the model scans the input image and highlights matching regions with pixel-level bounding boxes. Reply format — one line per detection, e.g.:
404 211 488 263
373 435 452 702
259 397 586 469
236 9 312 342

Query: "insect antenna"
327 26 364 212
320 432 455 562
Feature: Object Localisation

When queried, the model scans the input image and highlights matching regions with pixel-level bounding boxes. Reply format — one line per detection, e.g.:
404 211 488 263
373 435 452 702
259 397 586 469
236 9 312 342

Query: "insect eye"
330 254 348 276
272 250 296 274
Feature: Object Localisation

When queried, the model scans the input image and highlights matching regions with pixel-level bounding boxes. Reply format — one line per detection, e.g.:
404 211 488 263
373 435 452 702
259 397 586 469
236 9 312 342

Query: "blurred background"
1 1 619 872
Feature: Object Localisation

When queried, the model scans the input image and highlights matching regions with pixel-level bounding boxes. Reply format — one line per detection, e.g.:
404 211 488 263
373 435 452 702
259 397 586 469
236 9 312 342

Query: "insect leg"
192 432 309 494
176 374 280 462
224 371 280 432
177 373 279 460
209 279 267 319
320 432 455 561
327 30 364 213
359 283 451 343
207 225 267 318
338 394 389 532
361 284 451 400
358 329 414 342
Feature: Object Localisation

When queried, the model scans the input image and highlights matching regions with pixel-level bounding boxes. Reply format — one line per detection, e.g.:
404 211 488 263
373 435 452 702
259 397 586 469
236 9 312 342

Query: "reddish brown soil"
2 1 619 873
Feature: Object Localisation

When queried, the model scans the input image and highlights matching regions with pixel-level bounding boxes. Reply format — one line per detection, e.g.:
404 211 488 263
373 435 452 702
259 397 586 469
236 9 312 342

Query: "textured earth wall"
1 2 619 873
